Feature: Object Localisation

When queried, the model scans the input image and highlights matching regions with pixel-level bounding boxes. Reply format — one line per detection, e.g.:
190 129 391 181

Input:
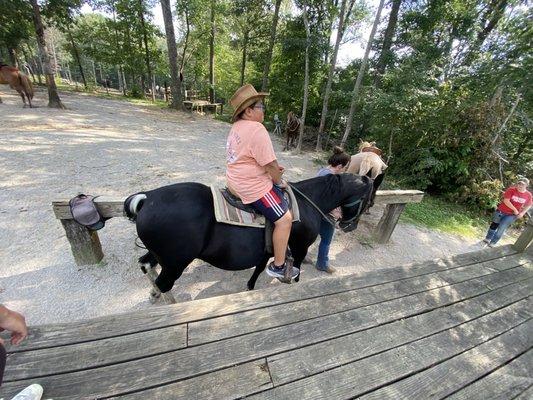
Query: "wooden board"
9 246 520 352
2 247 531 400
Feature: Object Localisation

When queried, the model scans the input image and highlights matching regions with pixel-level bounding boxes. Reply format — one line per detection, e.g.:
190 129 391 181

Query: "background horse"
125 173 372 301
0 63 34 107
284 111 301 150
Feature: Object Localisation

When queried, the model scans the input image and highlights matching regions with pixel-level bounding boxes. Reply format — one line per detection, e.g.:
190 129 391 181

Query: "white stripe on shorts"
265 191 284 216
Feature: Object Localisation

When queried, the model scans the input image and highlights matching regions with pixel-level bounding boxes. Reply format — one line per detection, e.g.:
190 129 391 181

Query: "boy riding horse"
226 84 298 280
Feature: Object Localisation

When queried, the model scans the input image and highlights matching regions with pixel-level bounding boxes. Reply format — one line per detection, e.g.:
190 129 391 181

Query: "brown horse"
284 111 301 150
0 63 34 107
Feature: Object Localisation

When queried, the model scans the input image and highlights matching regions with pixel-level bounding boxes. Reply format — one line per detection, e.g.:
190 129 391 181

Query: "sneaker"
11 384 43 400
266 262 299 280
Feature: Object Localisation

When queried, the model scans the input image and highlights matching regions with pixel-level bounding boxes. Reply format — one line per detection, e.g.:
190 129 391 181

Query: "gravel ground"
0 88 489 326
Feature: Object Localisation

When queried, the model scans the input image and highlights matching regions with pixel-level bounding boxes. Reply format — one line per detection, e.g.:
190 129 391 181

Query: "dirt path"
0 88 484 325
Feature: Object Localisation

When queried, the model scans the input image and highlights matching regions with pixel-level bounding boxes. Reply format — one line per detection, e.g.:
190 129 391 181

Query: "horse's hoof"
149 288 161 303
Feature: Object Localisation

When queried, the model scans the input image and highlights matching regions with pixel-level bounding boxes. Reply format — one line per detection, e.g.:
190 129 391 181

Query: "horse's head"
338 174 373 232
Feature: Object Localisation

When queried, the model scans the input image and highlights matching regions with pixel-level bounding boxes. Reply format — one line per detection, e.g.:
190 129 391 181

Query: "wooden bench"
183 100 223 114
52 190 424 266
2 241 532 399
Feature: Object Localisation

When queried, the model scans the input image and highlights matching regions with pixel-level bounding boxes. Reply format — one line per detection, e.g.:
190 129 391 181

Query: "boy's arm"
264 160 286 187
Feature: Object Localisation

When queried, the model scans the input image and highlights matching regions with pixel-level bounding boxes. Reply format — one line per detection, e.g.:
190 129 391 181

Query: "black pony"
124 173 372 298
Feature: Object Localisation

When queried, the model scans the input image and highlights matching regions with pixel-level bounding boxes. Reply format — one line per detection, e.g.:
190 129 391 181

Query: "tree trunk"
49 34 59 77
261 0 282 91
209 0 215 103
297 2 311 153
68 28 87 89
138 0 154 101
179 3 191 92
317 0 348 151
341 0 385 147
240 30 249 86
464 0 508 65
20 46 36 83
24 43 42 85
30 0 64 109
160 0 183 109
374 0 401 87
91 60 98 85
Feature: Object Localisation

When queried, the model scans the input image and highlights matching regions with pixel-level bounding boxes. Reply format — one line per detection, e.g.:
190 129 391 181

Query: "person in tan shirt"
346 141 387 208
226 84 298 281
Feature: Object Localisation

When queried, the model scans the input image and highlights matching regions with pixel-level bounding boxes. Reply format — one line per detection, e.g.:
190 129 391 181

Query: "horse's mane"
292 173 369 202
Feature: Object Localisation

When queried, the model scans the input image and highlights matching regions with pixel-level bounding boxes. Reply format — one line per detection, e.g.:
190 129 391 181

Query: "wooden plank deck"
1 245 532 399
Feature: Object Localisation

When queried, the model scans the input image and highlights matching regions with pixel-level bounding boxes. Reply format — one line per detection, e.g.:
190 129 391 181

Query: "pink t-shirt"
226 119 277 204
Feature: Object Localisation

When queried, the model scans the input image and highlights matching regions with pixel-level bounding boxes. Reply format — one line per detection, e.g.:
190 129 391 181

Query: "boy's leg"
490 214 516 245
485 211 503 242
273 211 292 266
251 186 298 279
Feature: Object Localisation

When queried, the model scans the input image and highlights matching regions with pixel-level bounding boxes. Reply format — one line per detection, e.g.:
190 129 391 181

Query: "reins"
287 182 336 227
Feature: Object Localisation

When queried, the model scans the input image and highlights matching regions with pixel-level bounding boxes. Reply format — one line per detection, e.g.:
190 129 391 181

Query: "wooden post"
513 218 533 252
60 220 104 265
374 203 406 244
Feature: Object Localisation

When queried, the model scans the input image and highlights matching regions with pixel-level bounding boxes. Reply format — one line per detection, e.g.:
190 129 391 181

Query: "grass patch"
400 195 488 238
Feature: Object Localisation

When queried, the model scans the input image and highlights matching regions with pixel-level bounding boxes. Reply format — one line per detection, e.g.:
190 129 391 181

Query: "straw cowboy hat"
359 140 383 156
230 84 269 122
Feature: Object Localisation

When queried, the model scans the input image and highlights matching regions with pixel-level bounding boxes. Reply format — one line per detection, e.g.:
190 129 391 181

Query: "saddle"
210 185 300 254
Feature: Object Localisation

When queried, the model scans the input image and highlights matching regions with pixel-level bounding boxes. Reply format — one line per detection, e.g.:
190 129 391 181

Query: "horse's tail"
18 73 34 100
124 192 147 221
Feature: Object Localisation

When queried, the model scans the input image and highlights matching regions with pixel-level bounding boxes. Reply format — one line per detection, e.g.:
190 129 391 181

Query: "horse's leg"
288 245 309 283
247 256 270 290
18 90 26 108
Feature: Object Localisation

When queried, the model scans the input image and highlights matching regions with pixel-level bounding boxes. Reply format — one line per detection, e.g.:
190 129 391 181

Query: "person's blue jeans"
316 220 335 270
485 210 517 245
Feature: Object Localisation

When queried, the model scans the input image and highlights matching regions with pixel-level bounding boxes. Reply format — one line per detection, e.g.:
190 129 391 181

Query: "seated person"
226 84 298 280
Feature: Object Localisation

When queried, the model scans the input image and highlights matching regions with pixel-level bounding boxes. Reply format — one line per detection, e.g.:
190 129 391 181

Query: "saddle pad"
210 185 300 228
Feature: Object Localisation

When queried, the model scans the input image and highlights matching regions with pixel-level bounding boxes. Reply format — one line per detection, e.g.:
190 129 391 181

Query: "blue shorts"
251 186 289 222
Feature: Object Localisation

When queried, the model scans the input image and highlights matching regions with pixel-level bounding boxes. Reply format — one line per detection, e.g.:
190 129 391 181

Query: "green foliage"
400 195 488 238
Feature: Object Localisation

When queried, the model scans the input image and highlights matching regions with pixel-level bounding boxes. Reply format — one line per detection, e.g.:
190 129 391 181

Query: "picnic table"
183 100 223 114
2 240 532 399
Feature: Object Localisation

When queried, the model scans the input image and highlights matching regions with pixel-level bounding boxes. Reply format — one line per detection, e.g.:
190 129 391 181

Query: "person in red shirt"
483 178 532 247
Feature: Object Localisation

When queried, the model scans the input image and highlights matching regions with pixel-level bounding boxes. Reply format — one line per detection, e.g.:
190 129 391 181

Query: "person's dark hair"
328 146 350 167
237 101 258 120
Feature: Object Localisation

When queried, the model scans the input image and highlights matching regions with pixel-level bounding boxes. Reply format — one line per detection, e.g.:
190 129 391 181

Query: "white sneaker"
10 384 43 400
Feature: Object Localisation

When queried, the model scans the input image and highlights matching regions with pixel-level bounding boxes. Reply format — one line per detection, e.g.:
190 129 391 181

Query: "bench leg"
513 219 533 252
61 219 104 265
374 203 406 244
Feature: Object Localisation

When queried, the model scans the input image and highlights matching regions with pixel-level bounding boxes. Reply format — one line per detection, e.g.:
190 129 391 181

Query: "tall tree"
261 0 282 91
316 0 348 151
137 0 154 101
208 0 215 103
29 0 64 108
341 0 385 147
374 0 401 87
297 1 311 152
160 0 183 109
